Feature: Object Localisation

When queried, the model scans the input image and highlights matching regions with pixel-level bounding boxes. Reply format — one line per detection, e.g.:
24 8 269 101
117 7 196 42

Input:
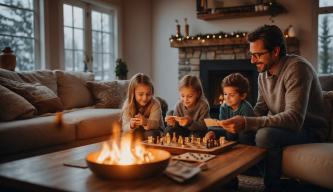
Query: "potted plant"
115 58 128 80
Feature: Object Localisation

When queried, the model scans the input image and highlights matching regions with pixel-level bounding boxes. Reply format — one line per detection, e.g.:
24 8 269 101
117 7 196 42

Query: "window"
63 4 84 72
0 0 39 71
318 0 333 74
91 10 115 80
63 1 116 80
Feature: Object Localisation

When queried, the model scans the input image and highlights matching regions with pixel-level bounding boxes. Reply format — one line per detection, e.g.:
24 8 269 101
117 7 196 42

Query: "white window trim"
0 0 40 70
316 0 333 73
60 0 119 79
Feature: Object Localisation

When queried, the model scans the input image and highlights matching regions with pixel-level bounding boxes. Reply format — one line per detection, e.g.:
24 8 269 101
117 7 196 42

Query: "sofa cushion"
282 143 333 189
63 108 122 140
319 74 333 91
0 68 23 81
0 84 36 121
0 77 63 114
323 91 333 141
0 116 76 156
87 80 129 108
19 70 58 94
55 70 94 109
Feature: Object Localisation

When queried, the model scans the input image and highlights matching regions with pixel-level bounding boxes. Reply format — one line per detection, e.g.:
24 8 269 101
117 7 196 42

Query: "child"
122 73 164 139
205 73 255 145
165 75 210 137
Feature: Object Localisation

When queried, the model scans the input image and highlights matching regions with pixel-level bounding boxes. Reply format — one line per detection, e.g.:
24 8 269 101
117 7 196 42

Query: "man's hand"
165 115 176 127
219 115 245 134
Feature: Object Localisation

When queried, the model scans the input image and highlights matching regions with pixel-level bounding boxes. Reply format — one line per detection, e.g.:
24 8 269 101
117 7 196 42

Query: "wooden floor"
0 142 266 192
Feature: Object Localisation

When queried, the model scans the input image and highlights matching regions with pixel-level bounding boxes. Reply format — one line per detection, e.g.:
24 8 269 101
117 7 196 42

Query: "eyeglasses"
248 51 270 59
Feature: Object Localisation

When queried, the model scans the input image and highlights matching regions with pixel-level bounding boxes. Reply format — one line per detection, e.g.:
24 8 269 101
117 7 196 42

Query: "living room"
0 0 333 191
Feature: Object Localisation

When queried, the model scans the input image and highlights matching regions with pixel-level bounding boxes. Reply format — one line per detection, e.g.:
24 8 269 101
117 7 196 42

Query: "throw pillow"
0 68 23 81
0 84 37 121
19 70 58 94
87 80 128 108
55 70 94 109
0 77 63 115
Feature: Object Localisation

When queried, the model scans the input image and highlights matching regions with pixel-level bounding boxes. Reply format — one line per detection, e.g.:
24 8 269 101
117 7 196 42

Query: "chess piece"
219 136 225 145
203 136 207 144
185 137 189 144
172 132 177 143
148 136 153 144
160 137 164 145
196 138 201 145
166 133 171 144
178 136 183 145
191 135 195 144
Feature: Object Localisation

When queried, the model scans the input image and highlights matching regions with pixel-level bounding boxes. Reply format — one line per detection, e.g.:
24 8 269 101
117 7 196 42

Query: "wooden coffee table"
0 142 266 192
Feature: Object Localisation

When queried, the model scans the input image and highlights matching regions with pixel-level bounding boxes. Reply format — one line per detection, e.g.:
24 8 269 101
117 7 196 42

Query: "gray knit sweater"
173 97 210 132
245 55 329 141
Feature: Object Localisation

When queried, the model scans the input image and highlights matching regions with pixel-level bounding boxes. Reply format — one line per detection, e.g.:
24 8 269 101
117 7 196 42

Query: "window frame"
61 0 117 80
90 5 116 80
0 0 40 70
316 0 333 73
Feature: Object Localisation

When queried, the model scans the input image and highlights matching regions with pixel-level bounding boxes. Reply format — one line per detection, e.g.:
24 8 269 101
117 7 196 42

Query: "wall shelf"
197 9 285 20
196 1 287 20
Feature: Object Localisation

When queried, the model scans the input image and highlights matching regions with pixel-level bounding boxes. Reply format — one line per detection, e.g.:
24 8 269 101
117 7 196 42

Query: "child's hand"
130 117 140 129
165 115 176 127
205 131 216 140
134 114 148 127
176 116 192 126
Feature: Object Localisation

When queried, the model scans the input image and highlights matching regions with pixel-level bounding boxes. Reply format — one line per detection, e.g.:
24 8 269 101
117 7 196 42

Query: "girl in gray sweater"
165 75 210 137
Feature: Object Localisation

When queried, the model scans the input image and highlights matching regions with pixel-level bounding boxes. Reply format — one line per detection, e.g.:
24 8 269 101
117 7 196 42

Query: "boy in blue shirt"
206 73 255 145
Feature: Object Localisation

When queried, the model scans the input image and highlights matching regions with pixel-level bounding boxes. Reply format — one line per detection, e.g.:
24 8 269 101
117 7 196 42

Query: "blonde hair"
123 73 155 117
179 75 206 100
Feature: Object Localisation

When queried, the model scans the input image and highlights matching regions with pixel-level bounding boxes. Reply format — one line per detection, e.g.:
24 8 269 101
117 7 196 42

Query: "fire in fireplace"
200 59 258 118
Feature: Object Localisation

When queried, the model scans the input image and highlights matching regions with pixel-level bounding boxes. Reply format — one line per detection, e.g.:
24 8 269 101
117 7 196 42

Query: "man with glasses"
220 25 328 191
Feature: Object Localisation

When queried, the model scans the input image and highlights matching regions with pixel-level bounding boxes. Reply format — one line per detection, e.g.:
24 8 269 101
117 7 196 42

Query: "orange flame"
96 122 154 165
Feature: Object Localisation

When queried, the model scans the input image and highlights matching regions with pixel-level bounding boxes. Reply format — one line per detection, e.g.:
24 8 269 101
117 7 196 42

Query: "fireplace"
200 59 258 118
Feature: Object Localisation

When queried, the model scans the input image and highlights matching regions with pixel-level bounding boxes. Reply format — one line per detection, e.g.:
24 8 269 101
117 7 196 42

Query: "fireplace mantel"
170 36 299 49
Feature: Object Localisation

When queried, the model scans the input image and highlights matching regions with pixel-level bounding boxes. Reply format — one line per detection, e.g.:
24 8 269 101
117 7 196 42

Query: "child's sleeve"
219 103 229 120
145 101 164 130
121 107 132 132
187 101 210 131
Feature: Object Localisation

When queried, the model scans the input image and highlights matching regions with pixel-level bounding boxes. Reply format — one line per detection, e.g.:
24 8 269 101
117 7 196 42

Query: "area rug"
238 175 264 192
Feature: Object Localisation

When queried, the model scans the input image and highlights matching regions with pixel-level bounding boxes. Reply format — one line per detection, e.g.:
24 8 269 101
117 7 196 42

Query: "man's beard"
256 60 274 73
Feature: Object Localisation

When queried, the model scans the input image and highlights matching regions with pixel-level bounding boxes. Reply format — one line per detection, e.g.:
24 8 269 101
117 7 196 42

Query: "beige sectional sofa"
0 69 129 162
282 74 333 190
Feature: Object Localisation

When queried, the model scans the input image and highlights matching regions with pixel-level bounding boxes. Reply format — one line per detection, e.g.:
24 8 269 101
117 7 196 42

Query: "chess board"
142 140 237 155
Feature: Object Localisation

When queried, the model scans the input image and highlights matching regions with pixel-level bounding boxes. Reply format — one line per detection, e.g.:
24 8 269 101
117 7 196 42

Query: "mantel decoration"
169 31 248 43
175 19 181 37
184 18 189 37
169 30 299 49
115 58 128 80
